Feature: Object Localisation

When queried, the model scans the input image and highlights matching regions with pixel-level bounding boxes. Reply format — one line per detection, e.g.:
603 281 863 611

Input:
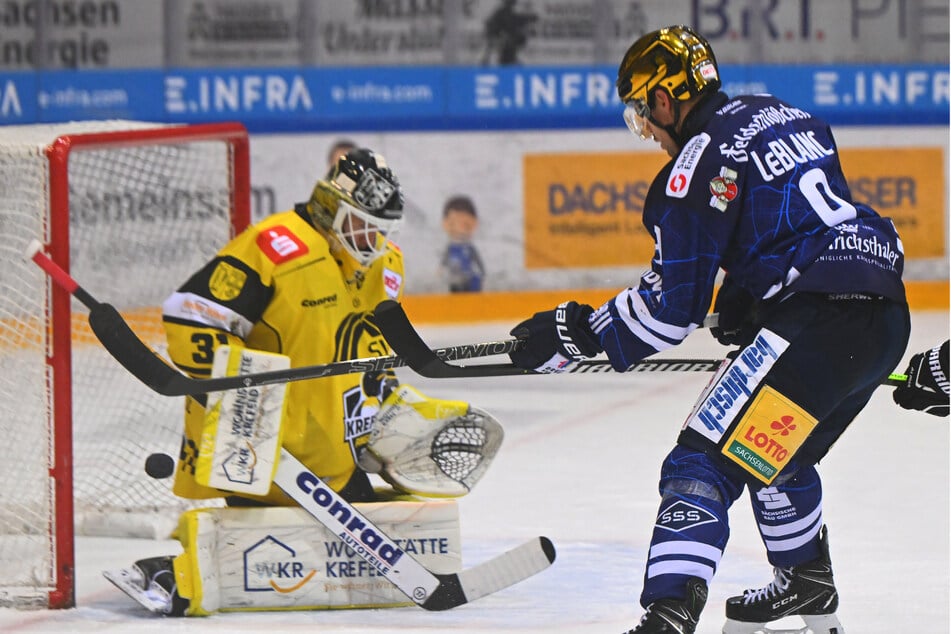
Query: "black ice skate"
624 576 707 634
103 555 189 616
723 525 843 634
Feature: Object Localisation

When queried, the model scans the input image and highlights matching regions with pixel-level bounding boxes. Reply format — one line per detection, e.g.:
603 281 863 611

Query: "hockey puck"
145 453 175 479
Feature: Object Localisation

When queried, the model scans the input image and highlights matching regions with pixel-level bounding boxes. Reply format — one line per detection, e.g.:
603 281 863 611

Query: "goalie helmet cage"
0 121 251 609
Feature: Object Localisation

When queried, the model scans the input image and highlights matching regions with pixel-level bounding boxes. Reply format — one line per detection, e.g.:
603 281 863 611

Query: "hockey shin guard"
640 447 744 606
749 464 824 568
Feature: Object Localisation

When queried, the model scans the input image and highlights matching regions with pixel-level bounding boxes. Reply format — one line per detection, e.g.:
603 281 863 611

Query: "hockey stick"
25 241 518 397
274 447 554 610
373 299 909 387
116 397 552 611
109 446 555 612
31 236 555 610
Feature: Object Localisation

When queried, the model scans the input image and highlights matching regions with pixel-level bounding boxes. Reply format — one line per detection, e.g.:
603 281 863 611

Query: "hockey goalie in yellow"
162 147 406 504
104 148 509 616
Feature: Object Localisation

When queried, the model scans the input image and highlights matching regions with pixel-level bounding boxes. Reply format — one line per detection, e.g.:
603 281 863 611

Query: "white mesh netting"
0 121 244 606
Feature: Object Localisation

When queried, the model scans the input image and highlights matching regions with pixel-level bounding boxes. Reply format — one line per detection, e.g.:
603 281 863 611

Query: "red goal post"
0 121 250 609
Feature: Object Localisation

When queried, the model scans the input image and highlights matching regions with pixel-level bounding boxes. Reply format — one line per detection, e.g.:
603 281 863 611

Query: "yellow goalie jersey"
162 208 405 504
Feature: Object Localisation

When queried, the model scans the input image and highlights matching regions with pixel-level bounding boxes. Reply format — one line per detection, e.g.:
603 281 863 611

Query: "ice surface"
0 311 947 633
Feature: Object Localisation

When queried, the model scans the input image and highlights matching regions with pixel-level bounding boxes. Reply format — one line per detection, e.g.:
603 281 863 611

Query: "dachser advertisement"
523 151 668 269
523 147 944 269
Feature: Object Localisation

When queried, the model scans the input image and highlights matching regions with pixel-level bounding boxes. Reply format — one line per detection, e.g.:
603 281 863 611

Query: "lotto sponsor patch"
720 385 817 485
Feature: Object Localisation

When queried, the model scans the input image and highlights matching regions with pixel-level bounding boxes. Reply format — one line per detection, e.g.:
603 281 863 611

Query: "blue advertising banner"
722 64 950 126
163 67 446 130
0 64 947 131
0 73 35 123
446 66 620 129
163 68 318 124
38 70 166 122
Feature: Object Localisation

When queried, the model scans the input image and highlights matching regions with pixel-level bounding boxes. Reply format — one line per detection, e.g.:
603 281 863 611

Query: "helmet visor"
332 199 401 266
622 99 654 141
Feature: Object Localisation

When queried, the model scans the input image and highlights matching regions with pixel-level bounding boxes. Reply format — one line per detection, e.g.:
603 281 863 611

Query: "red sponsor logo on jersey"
256 226 308 264
709 176 738 200
383 268 402 298
668 172 688 193
709 167 739 211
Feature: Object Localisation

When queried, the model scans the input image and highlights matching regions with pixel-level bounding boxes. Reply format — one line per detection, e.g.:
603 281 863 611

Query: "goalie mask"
306 148 404 266
616 25 720 141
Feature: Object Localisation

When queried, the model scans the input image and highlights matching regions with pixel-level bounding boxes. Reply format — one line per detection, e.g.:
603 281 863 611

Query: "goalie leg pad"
172 500 461 613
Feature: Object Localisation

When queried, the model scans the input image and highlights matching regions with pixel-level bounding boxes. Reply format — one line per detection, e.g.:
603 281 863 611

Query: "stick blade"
421 536 556 611
87 303 192 396
373 300 529 378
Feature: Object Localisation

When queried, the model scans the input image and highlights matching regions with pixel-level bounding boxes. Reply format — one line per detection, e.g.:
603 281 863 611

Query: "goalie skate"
103 556 188 616
722 526 843 634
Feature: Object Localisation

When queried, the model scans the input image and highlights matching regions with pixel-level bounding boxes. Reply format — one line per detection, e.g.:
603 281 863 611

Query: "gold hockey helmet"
306 148 404 266
616 25 720 139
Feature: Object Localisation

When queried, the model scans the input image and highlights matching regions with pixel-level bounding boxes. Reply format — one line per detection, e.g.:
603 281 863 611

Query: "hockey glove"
360 385 504 497
893 341 950 417
710 276 759 346
362 369 399 403
509 301 601 373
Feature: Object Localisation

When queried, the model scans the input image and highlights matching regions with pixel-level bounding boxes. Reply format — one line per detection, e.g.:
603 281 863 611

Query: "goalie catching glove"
358 384 504 497
509 301 602 373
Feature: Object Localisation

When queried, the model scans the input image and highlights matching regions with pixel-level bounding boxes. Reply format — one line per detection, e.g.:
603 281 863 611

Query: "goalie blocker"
106 346 507 614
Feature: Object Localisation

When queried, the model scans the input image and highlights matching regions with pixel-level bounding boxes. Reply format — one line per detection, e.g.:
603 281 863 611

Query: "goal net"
0 121 250 608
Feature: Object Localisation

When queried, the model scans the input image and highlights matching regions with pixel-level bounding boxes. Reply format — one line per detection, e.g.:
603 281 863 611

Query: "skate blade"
723 613 844 634
103 567 171 614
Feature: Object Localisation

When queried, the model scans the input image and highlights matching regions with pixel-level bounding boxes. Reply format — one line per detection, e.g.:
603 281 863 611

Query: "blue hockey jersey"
590 93 906 371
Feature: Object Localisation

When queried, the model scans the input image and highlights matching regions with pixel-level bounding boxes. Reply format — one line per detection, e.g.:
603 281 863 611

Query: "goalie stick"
25 241 519 396
27 237 555 609
109 447 555 612
372 299 909 386
275 448 554 610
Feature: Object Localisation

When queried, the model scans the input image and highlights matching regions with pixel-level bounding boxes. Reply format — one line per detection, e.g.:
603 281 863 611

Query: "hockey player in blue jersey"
507 25 910 634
